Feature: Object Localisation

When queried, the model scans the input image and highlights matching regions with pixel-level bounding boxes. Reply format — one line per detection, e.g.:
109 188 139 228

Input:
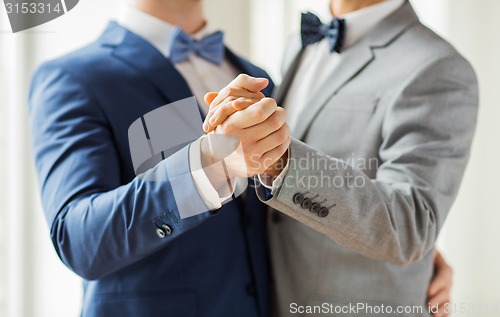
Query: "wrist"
263 149 289 177
200 135 232 194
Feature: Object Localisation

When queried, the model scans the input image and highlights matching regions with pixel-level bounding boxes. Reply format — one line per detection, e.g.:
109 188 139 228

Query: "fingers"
205 74 268 124
246 107 287 141
209 96 288 178
254 123 290 155
204 92 219 108
205 88 265 130
204 97 236 133
209 83 266 112
428 251 453 317
260 137 291 171
225 98 278 130
203 75 269 132
228 74 269 94
429 251 453 297
204 98 260 133
428 291 450 317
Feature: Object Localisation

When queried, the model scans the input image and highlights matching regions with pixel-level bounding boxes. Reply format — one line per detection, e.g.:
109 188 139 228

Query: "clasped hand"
201 74 290 179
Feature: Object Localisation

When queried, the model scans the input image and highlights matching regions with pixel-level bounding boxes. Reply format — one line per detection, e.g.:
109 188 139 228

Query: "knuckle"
283 123 290 135
220 86 234 102
277 107 287 119
278 128 289 143
220 87 232 99
279 140 289 152
221 103 233 115
283 137 292 149
219 87 229 96
223 121 236 134
270 113 283 130
262 97 278 108
238 73 250 81
253 106 266 121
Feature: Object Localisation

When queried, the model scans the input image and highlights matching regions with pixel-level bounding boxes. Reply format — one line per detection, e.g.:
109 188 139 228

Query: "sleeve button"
310 203 321 214
293 193 304 204
156 224 173 238
318 207 330 218
156 228 166 238
301 198 313 210
162 224 173 235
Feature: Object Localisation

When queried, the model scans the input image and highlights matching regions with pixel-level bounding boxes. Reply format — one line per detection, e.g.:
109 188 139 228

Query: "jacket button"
156 224 173 238
318 207 330 218
293 193 304 204
301 198 312 210
310 203 321 214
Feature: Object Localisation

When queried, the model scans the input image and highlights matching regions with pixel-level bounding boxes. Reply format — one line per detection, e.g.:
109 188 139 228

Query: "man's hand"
201 96 290 180
203 74 269 133
428 250 453 317
201 74 291 179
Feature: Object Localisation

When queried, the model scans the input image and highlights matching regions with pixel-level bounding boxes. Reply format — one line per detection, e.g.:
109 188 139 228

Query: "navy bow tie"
170 29 225 65
301 12 346 53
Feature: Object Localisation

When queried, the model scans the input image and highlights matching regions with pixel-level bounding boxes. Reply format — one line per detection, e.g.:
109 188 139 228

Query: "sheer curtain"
1 1 499 317
1 9 39 317
1 1 121 316
0 9 8 316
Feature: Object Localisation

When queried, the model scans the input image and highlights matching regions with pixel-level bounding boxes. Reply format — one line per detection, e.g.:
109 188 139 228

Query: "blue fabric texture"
29 22 274 317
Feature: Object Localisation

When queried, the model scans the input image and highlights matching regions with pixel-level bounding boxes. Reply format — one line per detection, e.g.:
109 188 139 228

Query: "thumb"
229 74 269 93
204 92 219 107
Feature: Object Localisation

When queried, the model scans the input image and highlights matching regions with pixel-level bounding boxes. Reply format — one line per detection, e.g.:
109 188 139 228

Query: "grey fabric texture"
257 2 479 316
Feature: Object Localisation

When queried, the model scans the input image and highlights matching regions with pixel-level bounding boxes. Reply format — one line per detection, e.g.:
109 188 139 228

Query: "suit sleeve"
256 55 479 265
29 62 214 280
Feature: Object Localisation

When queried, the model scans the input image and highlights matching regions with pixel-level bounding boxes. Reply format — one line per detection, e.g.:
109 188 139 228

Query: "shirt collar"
338 0 405 48
117 5 212 58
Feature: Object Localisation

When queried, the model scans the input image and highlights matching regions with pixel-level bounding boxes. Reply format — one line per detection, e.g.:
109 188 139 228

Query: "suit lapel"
291 1 419 140
274 35 304 105
292 39 375 139
275 50 305 106
101 22 193 104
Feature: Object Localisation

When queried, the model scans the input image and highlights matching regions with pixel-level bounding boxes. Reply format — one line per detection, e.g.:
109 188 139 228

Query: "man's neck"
130 0 206 34
330 0 386 16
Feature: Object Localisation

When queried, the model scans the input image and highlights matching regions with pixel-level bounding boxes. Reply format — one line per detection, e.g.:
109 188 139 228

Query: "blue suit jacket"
29 22 274 317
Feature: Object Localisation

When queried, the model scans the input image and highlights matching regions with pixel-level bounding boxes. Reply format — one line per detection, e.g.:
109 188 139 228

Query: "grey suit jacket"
256 2 478 316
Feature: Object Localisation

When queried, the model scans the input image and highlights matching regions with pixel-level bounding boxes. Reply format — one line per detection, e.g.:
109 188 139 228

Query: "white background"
0 0 499 316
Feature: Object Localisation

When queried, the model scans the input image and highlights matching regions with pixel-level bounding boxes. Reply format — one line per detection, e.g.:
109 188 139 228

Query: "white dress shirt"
118 6 240 210
261 0 404 191
285 0 404 131
117 6 239 115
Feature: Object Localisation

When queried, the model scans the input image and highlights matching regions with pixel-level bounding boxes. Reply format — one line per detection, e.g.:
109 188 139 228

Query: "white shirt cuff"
189 136 235 211
258 160 290 195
